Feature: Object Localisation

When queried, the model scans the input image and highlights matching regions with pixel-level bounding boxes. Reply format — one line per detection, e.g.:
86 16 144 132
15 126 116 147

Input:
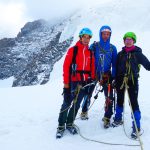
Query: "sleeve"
63 47 74 84
89 42 97 51
115 52 121 77
136 51 150 71
111 45 118 78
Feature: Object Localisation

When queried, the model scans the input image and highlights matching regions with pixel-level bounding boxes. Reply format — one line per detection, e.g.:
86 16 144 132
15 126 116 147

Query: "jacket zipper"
83 46 86 81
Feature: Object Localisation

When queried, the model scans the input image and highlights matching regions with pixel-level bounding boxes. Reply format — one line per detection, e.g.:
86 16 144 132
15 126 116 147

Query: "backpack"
69 46 93 82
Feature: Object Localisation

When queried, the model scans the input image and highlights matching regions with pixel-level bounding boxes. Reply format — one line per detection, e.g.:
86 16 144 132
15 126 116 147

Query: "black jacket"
116 46 150 79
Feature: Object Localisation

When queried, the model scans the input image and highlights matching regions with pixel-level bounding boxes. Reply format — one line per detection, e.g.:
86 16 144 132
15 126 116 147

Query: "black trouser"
115 77 141 130
58 81 94 129
116 77 139 112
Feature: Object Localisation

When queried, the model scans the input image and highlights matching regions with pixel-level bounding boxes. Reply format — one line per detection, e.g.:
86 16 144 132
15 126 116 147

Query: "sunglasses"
125 38 134 42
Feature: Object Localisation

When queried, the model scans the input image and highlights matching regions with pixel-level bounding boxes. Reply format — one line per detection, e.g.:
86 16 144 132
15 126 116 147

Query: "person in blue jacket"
80 25 117 128
112 32 150 139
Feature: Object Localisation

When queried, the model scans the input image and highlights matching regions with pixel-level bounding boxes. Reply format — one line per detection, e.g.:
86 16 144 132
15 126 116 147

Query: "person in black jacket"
112 32 150 139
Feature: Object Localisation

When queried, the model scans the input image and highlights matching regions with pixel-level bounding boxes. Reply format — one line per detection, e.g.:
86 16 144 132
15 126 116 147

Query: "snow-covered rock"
0 19 73 87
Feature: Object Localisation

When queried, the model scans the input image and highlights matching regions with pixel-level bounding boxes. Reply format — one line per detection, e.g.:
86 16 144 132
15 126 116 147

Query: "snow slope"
0 0 150 150
0 55 148 150
0 49 150 150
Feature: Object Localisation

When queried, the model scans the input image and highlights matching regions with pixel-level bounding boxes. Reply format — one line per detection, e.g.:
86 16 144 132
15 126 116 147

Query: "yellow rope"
120 76 129 89
126 90 144 150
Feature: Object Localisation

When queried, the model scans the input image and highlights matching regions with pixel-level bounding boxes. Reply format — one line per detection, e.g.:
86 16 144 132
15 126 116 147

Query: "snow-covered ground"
0 0 150 150
0 77 14 88
0 44 150 150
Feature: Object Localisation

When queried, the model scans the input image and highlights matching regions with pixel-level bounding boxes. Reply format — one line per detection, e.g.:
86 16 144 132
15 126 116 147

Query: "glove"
87 77 92 83
63 87 70 95
86 77 96 89
63 87 71 103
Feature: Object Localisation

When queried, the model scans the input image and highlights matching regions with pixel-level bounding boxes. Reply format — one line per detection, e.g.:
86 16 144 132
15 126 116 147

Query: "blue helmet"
79 28 93 37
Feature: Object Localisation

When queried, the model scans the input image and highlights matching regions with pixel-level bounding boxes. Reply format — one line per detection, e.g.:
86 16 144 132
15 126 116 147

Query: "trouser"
114 77 141 129
58 81 93 128
81 79 114 119
96 71 115 119
81 84 95 112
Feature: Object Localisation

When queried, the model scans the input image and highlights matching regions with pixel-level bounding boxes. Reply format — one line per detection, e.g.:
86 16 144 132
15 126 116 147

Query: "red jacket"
63 41 95 84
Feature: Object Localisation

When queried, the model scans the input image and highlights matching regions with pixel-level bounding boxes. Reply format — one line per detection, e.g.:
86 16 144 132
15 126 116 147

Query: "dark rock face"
0 19 73 87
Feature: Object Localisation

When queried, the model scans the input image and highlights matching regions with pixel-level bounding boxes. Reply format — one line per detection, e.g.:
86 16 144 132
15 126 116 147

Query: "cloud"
24 0 91 20
23 0 113 20
0 1 29 38
0 0 111 38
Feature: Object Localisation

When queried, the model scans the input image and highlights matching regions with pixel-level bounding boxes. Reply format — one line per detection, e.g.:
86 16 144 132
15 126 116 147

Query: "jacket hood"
99 25 112 50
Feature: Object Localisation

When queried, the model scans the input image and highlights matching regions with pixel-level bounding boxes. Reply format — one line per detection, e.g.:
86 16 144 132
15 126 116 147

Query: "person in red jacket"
56 28 95 138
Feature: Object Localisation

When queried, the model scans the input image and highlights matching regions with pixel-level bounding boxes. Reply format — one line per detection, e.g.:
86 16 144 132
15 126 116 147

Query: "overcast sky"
0 0 112 38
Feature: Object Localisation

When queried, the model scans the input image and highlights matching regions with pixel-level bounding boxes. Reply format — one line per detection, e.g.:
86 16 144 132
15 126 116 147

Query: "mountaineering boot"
131 110 141 139
66 125 78 135
131 128 142 139
56 127 65 139
80 111 89 120
102 117 110 128
111 119 123 127
112 105 123 127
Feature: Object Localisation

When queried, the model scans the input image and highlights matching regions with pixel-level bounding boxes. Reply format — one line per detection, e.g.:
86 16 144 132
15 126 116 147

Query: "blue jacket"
94 43 117 79
90 26 117 79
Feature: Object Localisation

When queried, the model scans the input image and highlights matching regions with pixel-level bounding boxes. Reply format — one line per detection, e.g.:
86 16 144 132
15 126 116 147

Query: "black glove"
87 77 95 84
87 77 92 83
63 88 71 103
63 87 71 95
